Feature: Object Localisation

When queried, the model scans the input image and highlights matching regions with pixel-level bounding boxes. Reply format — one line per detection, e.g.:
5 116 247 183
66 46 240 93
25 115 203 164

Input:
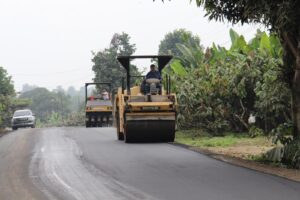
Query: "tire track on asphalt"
30 128 156 200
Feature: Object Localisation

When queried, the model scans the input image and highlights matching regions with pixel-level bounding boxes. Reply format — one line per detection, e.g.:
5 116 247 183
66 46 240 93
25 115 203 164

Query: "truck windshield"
14 111 31 117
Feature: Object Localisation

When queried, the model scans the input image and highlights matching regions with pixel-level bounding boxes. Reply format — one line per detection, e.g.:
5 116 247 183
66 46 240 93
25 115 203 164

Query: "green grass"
176 132 237 147
175 129 266 148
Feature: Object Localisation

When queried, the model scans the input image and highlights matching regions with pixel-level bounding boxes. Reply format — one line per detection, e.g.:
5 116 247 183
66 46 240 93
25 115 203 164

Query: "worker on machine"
89 95 95 101
141 64 162 94
102 89 110 100
146 64 161 80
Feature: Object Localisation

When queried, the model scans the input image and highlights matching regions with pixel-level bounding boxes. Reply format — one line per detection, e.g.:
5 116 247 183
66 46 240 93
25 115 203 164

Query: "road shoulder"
0 128 11 137
173 142 300 183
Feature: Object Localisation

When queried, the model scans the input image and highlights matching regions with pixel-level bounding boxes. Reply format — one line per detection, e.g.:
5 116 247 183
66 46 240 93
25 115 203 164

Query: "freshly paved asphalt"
0 127 299 200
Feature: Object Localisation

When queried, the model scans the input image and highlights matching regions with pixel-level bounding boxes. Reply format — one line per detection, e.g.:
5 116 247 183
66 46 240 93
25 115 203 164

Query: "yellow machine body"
85 82 113 127
85 99 113 127
85 104 112 113
114 55 177 142
114 85 177 142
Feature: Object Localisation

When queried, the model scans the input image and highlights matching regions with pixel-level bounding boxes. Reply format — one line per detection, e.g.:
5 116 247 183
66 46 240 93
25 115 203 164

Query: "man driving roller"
146 64 161 80
141 64 162 94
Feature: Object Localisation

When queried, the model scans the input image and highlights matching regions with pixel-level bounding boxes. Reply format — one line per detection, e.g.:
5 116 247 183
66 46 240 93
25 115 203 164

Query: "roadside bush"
282 139 300 169
46 112 64 127
64 112 85 126
38 111 85 127
248 126 264 138
271 122 293 145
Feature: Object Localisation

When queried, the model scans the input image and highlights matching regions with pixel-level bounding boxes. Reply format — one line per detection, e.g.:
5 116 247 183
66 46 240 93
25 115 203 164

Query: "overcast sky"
0 0 265 91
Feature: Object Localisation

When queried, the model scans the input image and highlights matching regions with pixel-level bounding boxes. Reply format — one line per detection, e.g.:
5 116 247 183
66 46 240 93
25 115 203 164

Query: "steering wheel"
146 78 160 84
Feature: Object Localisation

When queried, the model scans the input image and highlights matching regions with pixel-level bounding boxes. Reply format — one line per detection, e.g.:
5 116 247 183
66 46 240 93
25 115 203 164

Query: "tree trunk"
291 39 300 139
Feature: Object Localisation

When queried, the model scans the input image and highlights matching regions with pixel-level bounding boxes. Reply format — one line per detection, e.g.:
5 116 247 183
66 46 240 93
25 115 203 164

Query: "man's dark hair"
150 64 155 68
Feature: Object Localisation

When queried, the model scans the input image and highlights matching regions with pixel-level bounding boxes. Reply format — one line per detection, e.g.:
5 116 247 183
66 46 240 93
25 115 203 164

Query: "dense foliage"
0 67 31 128
19 86 85 127
167 29 289 135
0 67 15 128
0 67 14 96
158 0 300 168
20 88 70 122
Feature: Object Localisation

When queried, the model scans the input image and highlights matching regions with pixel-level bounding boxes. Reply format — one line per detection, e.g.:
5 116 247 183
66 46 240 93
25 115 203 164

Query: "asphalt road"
0 127 299 200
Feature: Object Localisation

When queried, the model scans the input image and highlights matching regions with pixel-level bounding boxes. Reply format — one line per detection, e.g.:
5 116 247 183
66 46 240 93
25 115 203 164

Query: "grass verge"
175 129 300 182
175 129 274 159
175 129 268 148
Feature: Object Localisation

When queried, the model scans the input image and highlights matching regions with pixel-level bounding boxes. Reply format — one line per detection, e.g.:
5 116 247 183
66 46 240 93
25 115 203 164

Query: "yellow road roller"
114 55 177 142
85 82 113 127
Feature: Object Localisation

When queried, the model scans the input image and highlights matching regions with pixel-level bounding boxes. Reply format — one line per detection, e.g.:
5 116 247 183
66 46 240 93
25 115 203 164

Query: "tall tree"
0 67 14 96
0 67 15 127
67 86 77 97
66 86 84 112
21 84 37 93
159 28 201 58
92 32 140 90
53 85 65 93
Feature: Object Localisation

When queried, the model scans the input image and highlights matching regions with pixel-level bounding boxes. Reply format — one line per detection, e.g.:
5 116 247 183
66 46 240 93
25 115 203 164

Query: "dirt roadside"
0 128 11 137
174 143 300 183
0 128 47 200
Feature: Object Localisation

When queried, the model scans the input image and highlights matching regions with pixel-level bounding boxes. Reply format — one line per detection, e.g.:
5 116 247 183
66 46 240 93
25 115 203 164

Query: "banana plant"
169 28 288 134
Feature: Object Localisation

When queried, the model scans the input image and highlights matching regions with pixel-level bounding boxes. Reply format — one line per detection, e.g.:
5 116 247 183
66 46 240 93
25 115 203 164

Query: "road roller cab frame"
114 55 177 143
85 82 113 127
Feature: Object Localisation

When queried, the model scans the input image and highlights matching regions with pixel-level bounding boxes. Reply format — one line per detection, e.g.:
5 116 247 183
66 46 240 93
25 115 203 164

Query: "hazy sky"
0 0 265 91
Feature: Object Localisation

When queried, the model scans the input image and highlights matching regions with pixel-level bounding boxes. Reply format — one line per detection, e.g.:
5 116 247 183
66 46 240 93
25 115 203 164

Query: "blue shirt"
146 70 161 80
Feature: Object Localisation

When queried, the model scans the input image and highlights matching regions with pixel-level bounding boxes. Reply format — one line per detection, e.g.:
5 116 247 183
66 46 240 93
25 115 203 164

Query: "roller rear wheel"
124 120 175 143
